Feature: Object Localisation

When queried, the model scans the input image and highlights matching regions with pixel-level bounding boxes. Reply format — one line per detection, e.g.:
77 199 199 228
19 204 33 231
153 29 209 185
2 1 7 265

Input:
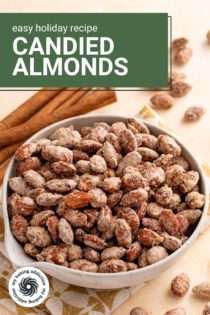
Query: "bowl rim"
2 114 209 278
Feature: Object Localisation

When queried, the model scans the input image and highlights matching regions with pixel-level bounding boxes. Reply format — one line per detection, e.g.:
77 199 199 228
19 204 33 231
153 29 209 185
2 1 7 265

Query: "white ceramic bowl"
2 115 209 289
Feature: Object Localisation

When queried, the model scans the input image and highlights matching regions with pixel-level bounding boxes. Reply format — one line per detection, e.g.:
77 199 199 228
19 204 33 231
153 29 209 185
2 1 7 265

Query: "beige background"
0 0 210 314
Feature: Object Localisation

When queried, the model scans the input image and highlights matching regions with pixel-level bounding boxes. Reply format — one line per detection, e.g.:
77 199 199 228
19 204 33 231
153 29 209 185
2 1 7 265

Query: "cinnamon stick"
0 89 117 148
0 88 90 164
0 87 64 131
26 87 80 119
53 87 91 113
0 160 10 184
57 89 117 116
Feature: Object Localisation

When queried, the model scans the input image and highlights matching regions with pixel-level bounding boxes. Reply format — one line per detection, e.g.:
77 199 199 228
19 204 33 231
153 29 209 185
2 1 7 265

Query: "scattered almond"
192 282 210 299
150 93 174 109
184 106 205 122
171 80 192 97
172 37 189 50
174 47 193 65
171 273 190 297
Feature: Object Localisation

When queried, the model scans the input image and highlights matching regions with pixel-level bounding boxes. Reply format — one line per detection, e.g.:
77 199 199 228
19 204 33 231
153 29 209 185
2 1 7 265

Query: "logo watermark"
9 267 49 307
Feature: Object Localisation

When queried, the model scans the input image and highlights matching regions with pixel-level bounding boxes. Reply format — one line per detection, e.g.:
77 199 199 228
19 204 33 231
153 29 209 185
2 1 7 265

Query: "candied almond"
100 141 118 169
83 234 107 250
58 218 74 245
155 184 173 206
177 209 202 225
11 215 28 243
117 207 140 234
46 216 59 243
26 226 51 247
147 246 168 265
126 262 138 271
146 202 164 219
16 157 41 176
15 143 37 160
70 259 98 272
30 210 54 226
180 170 199 193
89 188 107 208
99 259 127 273
142 218 162 232
138 147 159 161
126 242 142 262
102 177 121 193
120 188 148 207
90 155 107 173
23 170 45 188
101 247 126 261
150 93 174 110
116 151 142 177
107 191 123 208
185 191 205 209
127 118 150 134
184 106 205 122
172 37 188 50
171 80 192 97
171 273 190 297
51 161 76 176
141 165 165 187
163 234 182 252
24 243 40 257
119 128 137 153
174 47 192 65
138 248 149 268
192 282 210 299
8 193 37 217
42 145 73 163
64 191 90 209
159 210 180 236
36 192 63 207
165 165 185 189
83 247 100 262
9 177 31 196
157 135 181 157
78 173 101 191
97 206 112 232
137 228 163 247
115 219 132 248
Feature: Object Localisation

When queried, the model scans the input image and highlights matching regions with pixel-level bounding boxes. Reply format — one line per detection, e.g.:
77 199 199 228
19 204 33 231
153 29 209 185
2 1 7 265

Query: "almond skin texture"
171 80 192 97
64 191 91 209
174 47 192 65
99 259 127 273
150 93 174 110
171 273 190 297
137 228 163 247
184 106 205 122
172 37 189 50
192 282 210 299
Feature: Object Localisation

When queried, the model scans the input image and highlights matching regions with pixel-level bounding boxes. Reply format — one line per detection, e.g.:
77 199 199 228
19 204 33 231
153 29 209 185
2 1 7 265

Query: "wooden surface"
0 0 210 314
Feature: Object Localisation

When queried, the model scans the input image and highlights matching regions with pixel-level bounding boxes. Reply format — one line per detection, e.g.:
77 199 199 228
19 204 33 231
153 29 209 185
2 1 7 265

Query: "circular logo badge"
9 267 49 307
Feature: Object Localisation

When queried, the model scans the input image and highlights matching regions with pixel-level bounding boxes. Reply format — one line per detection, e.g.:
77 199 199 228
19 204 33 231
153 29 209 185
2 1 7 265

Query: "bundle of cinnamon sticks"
0 87 117 183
